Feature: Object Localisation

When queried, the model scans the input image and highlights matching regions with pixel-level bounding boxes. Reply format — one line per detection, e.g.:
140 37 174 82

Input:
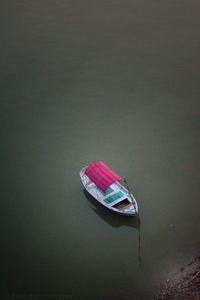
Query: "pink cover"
84 161 123 192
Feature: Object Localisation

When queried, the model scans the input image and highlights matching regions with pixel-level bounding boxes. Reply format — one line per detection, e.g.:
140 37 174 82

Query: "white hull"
80 167 138 216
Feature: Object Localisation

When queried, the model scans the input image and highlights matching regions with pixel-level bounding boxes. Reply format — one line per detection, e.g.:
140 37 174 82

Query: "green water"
1 1 200 299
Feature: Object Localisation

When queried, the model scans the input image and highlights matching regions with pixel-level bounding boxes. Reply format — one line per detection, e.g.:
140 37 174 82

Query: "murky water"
1 1 200 299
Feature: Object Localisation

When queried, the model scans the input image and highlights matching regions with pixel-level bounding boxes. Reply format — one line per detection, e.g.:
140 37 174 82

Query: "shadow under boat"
83 188 141 229
83 188 142 265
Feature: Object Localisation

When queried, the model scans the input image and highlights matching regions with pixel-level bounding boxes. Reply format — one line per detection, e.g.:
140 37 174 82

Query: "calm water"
1 1 200 299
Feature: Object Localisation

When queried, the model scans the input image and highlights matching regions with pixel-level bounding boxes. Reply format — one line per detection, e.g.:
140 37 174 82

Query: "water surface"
0 1 200 299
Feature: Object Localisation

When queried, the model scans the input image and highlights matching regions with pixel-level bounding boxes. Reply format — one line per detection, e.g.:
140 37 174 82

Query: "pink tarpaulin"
84 161 124 192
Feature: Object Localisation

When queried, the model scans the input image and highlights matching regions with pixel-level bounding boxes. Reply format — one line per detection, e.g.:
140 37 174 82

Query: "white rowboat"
80 161 138 216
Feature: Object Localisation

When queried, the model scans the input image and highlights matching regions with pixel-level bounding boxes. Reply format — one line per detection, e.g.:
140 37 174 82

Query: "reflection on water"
83 188 142 266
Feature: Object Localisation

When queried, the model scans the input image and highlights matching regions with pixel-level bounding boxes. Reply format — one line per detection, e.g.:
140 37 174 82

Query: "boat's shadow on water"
83 188 142 265
83 188 140 228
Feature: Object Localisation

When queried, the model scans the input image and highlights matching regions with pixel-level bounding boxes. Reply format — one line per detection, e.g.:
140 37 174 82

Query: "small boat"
80 161 138 216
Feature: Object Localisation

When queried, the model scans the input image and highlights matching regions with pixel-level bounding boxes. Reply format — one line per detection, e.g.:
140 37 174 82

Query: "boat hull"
80 167 138 217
